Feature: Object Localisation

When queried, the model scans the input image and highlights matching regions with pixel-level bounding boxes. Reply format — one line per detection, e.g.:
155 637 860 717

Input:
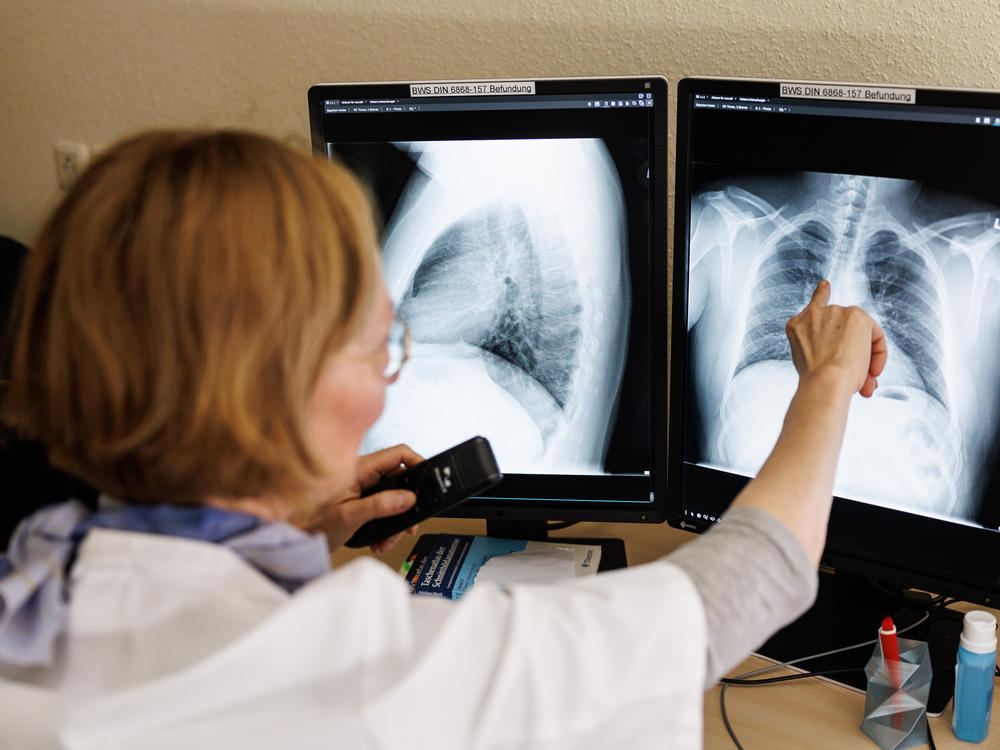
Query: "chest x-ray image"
362 139 630 475
686 170 1000 523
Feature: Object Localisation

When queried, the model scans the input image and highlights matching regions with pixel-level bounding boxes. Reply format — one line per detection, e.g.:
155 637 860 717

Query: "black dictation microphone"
345 436 502 548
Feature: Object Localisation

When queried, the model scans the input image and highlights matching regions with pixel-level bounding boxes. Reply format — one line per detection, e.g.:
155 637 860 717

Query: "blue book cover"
412 534 534 600
412 534 475 598
407 533 601 600
450 536 530 599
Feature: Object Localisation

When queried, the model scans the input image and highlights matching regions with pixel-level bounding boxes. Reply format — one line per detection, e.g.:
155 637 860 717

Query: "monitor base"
754 568 963 716
485 519 627 571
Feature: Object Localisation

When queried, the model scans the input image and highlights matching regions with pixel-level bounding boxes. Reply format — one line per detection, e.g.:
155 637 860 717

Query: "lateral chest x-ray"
687 170 1000 523
362 139 631 475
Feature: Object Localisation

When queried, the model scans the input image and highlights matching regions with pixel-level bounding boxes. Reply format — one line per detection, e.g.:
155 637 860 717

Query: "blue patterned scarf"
0 498 331 669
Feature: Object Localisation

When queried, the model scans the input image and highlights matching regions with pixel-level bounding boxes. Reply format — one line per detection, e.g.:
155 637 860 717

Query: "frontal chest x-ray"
687 170 1000 522
362 139 630 475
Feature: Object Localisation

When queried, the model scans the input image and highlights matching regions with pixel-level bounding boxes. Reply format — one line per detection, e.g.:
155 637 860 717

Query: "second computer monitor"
670 76 1000 601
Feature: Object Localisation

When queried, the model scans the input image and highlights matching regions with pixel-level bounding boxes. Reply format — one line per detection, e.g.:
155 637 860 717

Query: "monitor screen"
670 77 1000 603
309 77 669 524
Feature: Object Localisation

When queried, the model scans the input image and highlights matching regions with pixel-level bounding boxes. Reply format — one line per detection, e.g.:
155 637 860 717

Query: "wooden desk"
705 652 1000 749
330 518 1000 749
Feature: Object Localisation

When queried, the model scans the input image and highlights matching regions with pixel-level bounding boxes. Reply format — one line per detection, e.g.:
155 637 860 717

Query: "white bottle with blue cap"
953 610 997 742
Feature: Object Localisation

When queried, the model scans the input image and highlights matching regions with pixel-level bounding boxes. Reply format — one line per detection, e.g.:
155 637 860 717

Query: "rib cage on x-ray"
363 139 630 475
687 171 1000 522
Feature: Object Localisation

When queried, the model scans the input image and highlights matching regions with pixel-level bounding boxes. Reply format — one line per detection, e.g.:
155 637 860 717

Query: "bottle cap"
960 610 997 654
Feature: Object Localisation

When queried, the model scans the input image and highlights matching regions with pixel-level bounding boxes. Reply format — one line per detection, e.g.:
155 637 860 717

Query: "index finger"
358 443 425 486
807 279 831 308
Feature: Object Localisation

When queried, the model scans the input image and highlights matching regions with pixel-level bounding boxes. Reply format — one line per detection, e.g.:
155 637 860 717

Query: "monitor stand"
485 519 628 572
754 568 964 716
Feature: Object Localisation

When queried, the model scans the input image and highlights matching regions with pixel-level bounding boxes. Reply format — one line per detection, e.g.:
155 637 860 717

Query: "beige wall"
2 0 1000 245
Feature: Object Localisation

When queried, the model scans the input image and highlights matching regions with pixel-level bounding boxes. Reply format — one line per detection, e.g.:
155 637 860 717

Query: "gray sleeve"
667 506 818 688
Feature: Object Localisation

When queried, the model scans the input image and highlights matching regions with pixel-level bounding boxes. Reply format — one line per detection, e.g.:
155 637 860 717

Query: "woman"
0 130 885 749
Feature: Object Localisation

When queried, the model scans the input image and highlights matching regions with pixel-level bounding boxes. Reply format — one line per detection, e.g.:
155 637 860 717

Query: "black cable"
719 683 744 750
864 579 949 613
720 669 859 748
929 596 958 615
867 578 915 603
721 667 862 686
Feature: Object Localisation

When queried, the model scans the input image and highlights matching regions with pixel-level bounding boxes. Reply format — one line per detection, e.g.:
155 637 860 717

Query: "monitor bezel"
668 76 1000 604
309 75 670 525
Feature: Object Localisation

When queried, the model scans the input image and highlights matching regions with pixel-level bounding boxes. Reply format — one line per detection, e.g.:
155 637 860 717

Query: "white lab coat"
0 527 707 749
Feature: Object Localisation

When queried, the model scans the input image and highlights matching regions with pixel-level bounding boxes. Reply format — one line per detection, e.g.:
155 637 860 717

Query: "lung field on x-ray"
402 204 581 414
687 170 1000 523
363 139 631 476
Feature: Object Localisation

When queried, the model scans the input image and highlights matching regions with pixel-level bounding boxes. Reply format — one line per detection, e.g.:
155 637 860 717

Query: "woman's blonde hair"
3 129 380 504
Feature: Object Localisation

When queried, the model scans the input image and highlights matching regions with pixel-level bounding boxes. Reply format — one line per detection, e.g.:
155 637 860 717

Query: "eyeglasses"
384 315 411 382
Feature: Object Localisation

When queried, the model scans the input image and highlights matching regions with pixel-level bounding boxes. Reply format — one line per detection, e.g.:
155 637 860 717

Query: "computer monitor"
308 76 669 548
670 76 1000 707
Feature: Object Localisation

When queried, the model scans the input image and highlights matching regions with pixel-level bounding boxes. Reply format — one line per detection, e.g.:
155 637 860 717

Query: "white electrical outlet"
54 140 91 189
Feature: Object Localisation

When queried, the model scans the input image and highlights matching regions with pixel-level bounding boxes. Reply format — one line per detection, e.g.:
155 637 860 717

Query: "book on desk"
401 533 602 600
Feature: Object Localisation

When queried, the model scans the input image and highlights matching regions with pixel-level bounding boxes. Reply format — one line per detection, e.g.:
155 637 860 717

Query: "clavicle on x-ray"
687 171 1000 521
362 139 630 475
